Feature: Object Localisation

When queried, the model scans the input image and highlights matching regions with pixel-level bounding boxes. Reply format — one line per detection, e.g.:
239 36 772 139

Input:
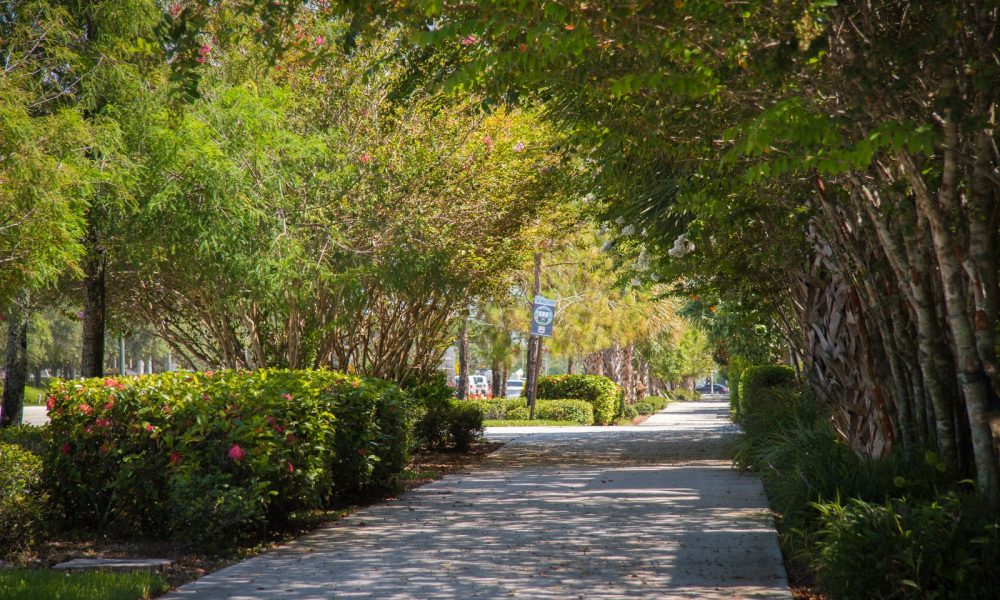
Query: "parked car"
455 375 490 396
694 384 729 394
505 379 524 398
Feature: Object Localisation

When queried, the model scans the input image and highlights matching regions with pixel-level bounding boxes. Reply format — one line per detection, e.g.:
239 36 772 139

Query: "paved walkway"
163 400 790 599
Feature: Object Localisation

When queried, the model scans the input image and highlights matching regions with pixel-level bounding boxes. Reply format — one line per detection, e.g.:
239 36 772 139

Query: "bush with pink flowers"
46 369 410 549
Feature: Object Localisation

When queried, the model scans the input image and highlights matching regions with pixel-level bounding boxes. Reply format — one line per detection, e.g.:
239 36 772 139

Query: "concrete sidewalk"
163 401 790 599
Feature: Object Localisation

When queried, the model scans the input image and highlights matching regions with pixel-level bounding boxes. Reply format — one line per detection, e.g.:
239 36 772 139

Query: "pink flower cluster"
228 443 245 462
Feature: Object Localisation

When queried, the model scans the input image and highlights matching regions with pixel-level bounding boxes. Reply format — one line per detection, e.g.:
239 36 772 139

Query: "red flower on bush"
104 399 115 411
287 462 294 474
169 451 182 466
283 393 293 402
96 418 112 429
228 443 245 462
145 424 155 433
79 403 93 416
359 152 371 165
46 396 55 412
61 442 71 455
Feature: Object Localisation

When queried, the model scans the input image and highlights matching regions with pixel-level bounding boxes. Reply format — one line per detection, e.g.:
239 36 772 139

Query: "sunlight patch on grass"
0 569 168 600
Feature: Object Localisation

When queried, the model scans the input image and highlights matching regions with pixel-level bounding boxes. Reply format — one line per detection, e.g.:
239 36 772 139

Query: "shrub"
533 399 593 425
411 374 484 451
47 369 410 549
633 401 656 415
813 493 1000 599
0 424 48 456
448 401 485 451
738 364 796 426
536 375 621 425
620 404 638 421
0 443 47 557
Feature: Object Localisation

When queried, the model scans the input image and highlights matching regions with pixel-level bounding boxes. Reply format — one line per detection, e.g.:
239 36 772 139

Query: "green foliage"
813 494 1000 599
532 400 593 425
477 398 593 425
536 375 621 425
0 443 47 557
620 404 638 421
411 374 484 451
633 397 671 416
0 424 48 456
666 388 701 402
737 364 796 426
0 568 168 600
47 370 409 549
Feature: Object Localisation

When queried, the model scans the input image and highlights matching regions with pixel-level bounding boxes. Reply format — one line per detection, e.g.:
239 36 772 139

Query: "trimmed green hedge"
47 370 410 549
411 373 485 451
634 395 671 416
478 398 593 425
667 388 701 402
536 375 621 425
0 442 47 557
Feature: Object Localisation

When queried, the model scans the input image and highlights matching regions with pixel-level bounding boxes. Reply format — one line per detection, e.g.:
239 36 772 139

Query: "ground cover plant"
734 364 1000 599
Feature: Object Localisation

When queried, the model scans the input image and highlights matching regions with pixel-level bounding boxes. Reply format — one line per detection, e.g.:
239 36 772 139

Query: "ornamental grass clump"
47 369 410 549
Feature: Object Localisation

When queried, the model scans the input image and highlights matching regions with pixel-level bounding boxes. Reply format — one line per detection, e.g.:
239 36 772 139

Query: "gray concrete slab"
54 558 174 572
163 401 789 599
22 406 49 426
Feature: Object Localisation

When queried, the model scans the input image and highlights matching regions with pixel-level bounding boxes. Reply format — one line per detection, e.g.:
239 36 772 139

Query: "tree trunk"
2 292 29 427
526 252 542 418
81 221 106 378
623 343 635 403
33 367 42 388
457 313 469 400
566 355 574 375
901 146 1000 506
491 361 501 398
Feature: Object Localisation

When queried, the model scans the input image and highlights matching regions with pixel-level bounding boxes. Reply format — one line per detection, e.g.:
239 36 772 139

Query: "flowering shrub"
47 369 411 548
536 375 622 425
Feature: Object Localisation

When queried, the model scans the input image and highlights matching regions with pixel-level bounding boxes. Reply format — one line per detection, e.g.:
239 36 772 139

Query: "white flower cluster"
668 233 695 258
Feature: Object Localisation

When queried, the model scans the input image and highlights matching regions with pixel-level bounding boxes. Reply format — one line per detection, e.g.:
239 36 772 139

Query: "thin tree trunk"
901 145 1000 506
2 291 29 427
457 312 469 400
81 220 106 378
491 361 501 398
526 253 542 418
566 356 574 375
623 343 635 403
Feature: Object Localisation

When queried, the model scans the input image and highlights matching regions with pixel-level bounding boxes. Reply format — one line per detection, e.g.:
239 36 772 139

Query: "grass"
484 419 581 427
23 385 49 406
0 569 168 600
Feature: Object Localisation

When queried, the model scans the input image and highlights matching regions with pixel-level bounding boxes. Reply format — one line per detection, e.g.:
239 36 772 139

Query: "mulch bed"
15 441 504 591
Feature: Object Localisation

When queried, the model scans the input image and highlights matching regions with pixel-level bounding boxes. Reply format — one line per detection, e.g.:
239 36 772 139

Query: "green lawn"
484 419 582 427
22 385 49 405
0 569 168 600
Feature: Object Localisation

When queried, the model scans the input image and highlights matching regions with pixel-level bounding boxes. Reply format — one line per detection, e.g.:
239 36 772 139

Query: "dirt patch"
14 440 503 591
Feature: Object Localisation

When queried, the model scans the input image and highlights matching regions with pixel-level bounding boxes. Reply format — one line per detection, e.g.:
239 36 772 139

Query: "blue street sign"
531 295 556 337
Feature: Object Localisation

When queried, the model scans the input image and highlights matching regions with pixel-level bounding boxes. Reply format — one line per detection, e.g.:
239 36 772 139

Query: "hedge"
0 442 47 557
737 364 796 429
536 375 621 425
47 369 410 549
479 398 593 425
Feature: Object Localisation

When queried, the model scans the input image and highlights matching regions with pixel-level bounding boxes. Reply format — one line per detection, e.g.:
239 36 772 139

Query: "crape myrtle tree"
111 19 573 383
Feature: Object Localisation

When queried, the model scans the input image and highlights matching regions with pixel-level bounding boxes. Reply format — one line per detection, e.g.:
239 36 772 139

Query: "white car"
456 375 490 396
505 379 524 398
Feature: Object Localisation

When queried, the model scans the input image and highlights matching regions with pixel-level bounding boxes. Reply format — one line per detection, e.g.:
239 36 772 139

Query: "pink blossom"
228 443 245 462
169 2 183 18
96 418 111 429
287 462 294 474
315 36 325 46
283 393 293 402
359 152 371 165
61 442 71 455
79 404 93 416
46 396 55 412
461 35 478 46
104 399 114 411
145 424 155 433
514 142 525 152
482 135 494 151
169 451 182 466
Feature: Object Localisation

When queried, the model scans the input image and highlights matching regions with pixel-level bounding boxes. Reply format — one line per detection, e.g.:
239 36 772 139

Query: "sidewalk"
163 401 790 599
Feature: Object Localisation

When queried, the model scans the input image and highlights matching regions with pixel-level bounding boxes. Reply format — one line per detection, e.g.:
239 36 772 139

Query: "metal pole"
118 334 126 376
